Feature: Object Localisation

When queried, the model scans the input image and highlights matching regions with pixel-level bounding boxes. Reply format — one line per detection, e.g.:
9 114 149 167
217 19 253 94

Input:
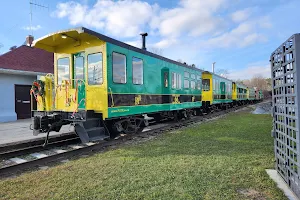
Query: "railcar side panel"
106 43 202 118
212 75 232 104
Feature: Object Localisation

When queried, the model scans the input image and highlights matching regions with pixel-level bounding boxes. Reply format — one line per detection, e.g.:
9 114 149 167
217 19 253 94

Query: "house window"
57 57 70 84
113 52 126 83
87 52 103 85
132 57 143 85
191 74 196 79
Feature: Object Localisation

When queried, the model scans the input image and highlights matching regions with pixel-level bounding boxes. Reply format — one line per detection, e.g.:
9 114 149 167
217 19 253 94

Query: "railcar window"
88 52 103 85
74 54 84 81
202 79 210 91
164 72 168 87
57 57 70 84
172 73 182 89
184 71 189 78
191 81 196 89
184 79 189 89
132 57 143 85
113 52 126 83
172 72 177 89
177 74 182 89
213 79 216 90
197 79 201 90
191 74 196 79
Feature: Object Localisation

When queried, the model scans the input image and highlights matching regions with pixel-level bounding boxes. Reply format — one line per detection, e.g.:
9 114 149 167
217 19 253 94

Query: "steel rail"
0 104 247 178
0 133 78 154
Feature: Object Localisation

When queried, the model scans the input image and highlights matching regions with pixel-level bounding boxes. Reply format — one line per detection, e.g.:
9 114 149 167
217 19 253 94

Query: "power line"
29 0 49 35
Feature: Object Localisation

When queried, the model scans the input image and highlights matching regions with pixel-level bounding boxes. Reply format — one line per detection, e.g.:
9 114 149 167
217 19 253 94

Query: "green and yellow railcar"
247 88 256 102
232 82 248 105
31 27 203 143
201 71 233 111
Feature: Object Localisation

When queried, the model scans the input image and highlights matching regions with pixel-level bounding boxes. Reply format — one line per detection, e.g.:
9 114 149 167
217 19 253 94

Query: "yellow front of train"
31 27 109 142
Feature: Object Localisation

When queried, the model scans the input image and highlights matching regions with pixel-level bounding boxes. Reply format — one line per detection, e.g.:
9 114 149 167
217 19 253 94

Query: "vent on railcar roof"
140 33 148 51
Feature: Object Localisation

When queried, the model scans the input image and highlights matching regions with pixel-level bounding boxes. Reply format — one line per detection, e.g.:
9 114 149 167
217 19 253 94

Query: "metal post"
212 62 216 73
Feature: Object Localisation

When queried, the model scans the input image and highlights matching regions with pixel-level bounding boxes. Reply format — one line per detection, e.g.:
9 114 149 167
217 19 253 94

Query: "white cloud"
258 16 272 29
53 0 157 37
227 62 271 80
52 0 271 50
124 40 141 48
151 0 226 38
22 25 42 31
231 8 252 23
153 38 178 49
202 20 268 48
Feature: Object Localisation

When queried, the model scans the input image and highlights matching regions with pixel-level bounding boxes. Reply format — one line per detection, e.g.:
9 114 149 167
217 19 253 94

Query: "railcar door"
85 46 107 117
220 82 225 99
73 52 86 110
161 68 170 103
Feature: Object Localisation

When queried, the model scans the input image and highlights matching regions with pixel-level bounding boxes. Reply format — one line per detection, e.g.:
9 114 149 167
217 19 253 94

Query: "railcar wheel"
173 111 181 122
122 118 144 134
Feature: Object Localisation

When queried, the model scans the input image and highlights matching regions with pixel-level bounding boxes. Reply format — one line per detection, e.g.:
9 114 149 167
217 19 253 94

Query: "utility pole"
212 62 216 73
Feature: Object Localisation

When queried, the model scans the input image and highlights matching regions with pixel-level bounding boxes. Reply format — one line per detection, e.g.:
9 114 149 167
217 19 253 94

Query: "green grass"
0 111 286 200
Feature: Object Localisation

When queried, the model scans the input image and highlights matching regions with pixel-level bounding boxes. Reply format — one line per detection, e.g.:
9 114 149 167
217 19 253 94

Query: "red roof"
0 45 53 73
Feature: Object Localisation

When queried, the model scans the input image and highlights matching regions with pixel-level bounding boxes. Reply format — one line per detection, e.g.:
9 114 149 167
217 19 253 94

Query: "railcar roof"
203 71 233 82
33 27 203 73
33 27 254 90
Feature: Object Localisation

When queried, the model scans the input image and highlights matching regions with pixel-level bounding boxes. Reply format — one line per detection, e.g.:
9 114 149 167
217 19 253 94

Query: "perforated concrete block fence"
271 34 300 198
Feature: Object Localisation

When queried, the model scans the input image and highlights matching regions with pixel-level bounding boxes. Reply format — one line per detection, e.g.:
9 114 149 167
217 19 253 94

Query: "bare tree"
244 75 269 90
235 79 244 84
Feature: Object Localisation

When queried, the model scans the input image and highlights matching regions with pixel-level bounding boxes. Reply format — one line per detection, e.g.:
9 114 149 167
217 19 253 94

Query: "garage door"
15 85 33 119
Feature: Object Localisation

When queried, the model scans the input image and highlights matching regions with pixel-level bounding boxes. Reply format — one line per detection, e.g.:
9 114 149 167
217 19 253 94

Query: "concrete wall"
0 73 37 122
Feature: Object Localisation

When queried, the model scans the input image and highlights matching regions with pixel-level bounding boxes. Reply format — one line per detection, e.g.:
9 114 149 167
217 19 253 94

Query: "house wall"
0 73 36 122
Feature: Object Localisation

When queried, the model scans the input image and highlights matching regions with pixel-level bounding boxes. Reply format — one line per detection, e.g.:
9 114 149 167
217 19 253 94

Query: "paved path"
0 119 75 145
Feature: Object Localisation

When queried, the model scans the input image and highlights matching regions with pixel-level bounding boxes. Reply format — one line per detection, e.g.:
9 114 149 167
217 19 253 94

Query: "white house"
0 36 53 122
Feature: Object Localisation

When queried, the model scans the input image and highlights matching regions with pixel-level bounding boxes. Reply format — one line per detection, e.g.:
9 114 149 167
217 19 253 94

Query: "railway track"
0 104 249 178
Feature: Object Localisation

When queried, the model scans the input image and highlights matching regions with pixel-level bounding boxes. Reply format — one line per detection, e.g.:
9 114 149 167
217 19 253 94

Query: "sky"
0 0 299 80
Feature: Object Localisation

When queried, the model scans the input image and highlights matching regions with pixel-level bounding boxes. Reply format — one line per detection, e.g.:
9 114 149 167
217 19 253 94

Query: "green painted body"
212 75 233 104
248 88 256 100
77 81 86 109
236 83 248 101
106 43 202 118
74 52 86 110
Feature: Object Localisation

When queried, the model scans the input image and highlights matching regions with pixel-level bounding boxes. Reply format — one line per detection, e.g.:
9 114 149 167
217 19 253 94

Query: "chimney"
140 33 148 50
26 35 34 47
9 46 17 51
